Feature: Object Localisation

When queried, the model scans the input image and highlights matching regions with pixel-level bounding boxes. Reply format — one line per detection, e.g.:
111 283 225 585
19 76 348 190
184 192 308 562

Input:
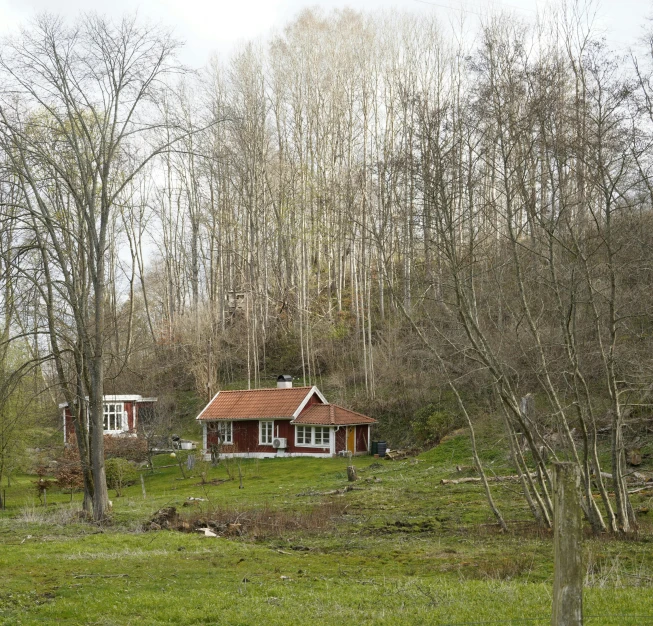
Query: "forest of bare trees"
0 5 652 527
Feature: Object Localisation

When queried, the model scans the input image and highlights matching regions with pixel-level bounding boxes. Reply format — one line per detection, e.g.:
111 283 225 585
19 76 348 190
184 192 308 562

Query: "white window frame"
296 425 310 445
103 402 124 433
314 426 330 446
295 425 331 447
217 421 233 444
259 420 274 445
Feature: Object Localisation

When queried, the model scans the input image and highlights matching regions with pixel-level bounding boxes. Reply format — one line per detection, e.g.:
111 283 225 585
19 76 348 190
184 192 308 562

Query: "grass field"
1 432 652 625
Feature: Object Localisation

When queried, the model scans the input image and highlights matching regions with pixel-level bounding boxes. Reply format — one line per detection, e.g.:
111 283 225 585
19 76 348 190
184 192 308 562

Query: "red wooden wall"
207 419 333 455
356 425 369 453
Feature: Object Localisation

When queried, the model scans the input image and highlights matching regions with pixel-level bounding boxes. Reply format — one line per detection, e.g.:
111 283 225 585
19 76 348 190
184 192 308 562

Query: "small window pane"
315 427 330 446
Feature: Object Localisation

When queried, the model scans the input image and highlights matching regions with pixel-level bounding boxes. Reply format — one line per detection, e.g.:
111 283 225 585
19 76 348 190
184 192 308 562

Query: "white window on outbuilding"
103 402 124 432
259 421 273 445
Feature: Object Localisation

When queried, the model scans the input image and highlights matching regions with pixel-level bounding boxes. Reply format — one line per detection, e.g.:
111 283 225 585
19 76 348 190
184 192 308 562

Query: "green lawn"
0 434 652 625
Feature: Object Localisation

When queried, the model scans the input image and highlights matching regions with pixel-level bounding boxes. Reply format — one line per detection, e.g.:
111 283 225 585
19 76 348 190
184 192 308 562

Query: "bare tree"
0 13 184 520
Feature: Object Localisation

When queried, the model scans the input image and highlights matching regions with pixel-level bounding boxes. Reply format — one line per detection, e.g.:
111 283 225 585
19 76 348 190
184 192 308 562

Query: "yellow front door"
347 426 355 453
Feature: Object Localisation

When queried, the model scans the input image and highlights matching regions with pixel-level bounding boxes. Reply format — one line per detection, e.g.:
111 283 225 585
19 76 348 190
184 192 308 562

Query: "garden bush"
105 457 138 496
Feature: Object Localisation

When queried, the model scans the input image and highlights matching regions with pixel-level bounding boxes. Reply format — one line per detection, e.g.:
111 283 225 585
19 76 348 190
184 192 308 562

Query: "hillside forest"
0 5 652 527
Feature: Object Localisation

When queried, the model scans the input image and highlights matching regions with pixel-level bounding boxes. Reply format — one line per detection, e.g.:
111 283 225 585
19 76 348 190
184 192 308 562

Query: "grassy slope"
0 433 652 625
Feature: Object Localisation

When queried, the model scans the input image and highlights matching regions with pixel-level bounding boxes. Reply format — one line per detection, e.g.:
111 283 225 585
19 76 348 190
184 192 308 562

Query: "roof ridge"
217 386 312 394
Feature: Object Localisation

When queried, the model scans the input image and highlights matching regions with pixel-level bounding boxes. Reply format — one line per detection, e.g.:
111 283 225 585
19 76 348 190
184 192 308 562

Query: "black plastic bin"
371 441 379 455
377 441 387 458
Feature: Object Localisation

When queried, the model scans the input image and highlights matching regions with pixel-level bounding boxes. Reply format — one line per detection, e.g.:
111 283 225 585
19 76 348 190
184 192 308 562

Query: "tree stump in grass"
347 466 357 482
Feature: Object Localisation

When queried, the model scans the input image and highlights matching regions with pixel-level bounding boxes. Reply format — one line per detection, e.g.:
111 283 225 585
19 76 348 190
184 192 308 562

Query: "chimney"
277 374 292 389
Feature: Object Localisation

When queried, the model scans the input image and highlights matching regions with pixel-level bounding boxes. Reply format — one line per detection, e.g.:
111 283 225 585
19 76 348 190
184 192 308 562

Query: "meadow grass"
0 432 651 625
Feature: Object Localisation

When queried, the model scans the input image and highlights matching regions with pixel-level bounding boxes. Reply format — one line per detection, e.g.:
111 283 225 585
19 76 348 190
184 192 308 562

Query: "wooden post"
552 462 583 626
140 474 147 500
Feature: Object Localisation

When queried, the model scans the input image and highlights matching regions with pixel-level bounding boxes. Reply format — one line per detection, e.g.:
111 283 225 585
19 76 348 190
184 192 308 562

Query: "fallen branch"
295 485 362 497
594 470 650 481
441 472 537 485
442 471 653 488
73 574 129 579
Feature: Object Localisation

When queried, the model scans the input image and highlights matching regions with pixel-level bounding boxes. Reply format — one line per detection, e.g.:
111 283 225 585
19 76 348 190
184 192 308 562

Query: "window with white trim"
259 421 273 445
207 421 233 444
296 425 310 445
314 427 330 445
295 425 331 447
103 403 124 432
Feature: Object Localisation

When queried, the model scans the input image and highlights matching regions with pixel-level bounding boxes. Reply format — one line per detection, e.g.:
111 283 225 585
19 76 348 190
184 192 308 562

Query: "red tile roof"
197 387 317 421
293 403 376 426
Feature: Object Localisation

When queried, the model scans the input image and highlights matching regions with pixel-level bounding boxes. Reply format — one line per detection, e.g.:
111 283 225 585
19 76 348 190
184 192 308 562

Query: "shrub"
66 433 148 463
103 436 148 462
412 404 459 445
105 458 137 496
55 448 85 498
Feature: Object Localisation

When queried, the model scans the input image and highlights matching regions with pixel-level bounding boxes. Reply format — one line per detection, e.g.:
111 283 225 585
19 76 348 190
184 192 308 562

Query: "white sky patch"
1 0 650 66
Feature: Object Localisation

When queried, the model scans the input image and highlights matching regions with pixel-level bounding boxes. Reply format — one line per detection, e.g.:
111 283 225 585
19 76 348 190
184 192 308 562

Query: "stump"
347 465 358 482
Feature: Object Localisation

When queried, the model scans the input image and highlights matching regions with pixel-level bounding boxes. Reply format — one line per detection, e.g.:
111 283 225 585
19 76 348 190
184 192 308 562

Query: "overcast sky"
0 0 650 67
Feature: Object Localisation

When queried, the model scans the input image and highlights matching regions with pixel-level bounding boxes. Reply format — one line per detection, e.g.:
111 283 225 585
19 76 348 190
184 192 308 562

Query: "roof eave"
196 390 221 421
291 421 376 426
198 415 295 421
290 415 377 426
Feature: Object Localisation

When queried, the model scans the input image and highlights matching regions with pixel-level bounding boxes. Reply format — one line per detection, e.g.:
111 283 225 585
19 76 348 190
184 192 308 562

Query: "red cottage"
197 375 376 458
61 395 157 443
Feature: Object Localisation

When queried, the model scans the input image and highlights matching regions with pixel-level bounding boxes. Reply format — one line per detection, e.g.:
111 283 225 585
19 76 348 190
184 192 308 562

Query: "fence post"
552 462 583 626
140 474 147 500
